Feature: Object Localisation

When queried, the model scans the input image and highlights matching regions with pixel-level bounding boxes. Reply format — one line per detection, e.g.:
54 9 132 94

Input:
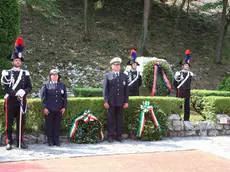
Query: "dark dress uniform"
1 68 32 147
127 70 142 96
103 72 129 140
174 70 193 121
40 81 67 145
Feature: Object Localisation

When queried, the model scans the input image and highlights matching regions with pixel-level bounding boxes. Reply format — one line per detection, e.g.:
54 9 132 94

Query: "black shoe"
108 137 113 143
54 141 60 146
6 144 12 150
116 137 123 143
48 141 54 146
17 142 28 149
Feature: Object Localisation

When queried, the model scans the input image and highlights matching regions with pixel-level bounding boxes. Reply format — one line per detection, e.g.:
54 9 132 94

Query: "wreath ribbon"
69 110 104 141
137 101 161 137
151 61 172 96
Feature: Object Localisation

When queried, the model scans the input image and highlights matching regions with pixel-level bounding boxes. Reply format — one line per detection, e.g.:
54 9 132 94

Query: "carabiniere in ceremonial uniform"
125 59 142 96
174 59 194 121
40 69 67 146
1 52 32 150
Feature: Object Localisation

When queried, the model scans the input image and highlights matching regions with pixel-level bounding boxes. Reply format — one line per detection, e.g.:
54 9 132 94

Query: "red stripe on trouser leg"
177 88 180 97
4 98 9 144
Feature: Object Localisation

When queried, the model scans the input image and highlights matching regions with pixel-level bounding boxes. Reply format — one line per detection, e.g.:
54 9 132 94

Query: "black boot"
17 142 28 149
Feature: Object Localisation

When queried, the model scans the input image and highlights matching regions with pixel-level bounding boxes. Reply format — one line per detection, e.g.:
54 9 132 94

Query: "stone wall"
167 114 230 137
1 114 230 146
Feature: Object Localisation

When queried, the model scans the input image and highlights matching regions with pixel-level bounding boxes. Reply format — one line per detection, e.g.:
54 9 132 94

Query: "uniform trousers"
4 97 26 145
107 106 123 139
129 90 139 96
184 97 190 121
45 111 62 143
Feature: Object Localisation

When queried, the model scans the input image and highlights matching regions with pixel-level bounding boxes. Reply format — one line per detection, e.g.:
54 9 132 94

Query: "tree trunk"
223 9 230 39
175 0 186 28
84 0 90 40
170 0 178 16
215 0 228 63
25 0 34 12
186 0 190 29
138 0 151 56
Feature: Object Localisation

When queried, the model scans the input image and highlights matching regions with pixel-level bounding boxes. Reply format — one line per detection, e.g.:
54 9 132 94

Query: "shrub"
190 90 230 120
0 97 183 142
216 76 230 91
142 60 173 96
72 88 103 97
203 96 230 122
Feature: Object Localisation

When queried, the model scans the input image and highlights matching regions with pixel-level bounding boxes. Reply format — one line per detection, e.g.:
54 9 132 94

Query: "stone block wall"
167 114 230 137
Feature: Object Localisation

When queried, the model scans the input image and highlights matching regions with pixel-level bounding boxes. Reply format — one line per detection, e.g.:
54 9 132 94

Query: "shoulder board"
1 70 9 76
23 70 30 76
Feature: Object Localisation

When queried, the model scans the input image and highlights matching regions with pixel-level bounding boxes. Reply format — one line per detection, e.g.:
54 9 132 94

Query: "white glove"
15 89 26 98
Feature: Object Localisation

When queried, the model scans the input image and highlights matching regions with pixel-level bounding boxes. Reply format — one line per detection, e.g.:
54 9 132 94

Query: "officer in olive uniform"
103 57 129 143
125 59 142 96
1 52 32 150
174 60 194 121
40 69 67 146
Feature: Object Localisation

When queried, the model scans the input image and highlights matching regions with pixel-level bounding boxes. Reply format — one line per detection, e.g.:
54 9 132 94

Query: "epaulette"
1 70 9 77
23 70 30 76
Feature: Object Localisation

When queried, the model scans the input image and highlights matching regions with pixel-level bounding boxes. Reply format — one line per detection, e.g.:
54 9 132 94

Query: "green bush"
203 96 230 122
216 76 230 91
190 90 230 120
0 0 20 58
72 88 103 97
142 60 173 96
0 97 183 142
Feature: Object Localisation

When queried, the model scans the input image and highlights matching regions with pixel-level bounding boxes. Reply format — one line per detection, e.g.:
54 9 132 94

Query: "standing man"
40 69 67 146
174 59 194 121
125 59 142 96
1 52 32 150
103 57 129 142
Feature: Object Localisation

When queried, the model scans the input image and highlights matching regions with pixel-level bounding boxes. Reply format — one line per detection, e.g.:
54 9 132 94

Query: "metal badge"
61 89 64 94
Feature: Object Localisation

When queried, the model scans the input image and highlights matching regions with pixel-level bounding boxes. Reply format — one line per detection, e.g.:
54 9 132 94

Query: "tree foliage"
0 0 20 59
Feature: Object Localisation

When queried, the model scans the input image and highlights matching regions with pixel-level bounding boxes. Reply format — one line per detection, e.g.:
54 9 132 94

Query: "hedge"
72 88 103 97
0 97 183 140
190 90 230 120
203 96 230 122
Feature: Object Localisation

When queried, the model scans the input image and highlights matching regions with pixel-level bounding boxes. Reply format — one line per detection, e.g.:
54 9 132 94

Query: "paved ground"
0 136 230 172
1 151 230 172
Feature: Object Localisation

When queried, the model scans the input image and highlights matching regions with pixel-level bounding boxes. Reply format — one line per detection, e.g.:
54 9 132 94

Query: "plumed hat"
130 49 137 60
8 37 25 61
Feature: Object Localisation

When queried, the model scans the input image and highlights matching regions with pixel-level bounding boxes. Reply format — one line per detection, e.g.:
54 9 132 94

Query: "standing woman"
40 69 67 146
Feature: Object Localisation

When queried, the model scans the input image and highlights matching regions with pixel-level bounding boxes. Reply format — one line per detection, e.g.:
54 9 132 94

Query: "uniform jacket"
1 69 32 98
127 70 142 94
103 72 129 107
174 70 193 98
40 81 67 111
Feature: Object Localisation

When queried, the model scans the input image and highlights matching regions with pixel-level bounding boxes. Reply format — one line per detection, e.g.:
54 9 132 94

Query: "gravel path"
0 136 230 163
